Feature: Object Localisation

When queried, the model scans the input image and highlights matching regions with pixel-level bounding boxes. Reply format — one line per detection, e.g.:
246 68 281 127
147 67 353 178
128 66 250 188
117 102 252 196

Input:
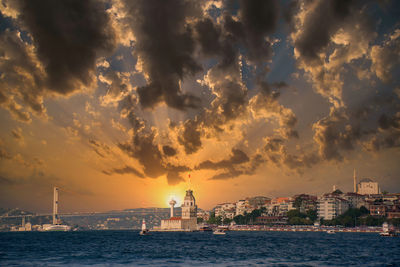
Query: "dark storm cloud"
118 132 165 178
196 0 279 67
366 113 400 151
207 153 265 180
194 18 222 56
102 165 144 178
118 111 193 184
17 0 116 94
294 0 359 61
282 0 299 27
118 132 193 184
166 171 185 185
178 119 202 154
197 148 249 170
123 0 202 110
165 164 191 185
162 145 177 157
234 0 279 63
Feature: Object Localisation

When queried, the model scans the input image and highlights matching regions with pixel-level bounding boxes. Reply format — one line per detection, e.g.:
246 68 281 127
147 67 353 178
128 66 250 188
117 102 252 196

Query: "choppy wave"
0 231 399 266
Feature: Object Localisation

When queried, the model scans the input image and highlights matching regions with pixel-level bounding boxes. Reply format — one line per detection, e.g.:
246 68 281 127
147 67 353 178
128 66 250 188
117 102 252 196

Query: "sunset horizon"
0 0 399 215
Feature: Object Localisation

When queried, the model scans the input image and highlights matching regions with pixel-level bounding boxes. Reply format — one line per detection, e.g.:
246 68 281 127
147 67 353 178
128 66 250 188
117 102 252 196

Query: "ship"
380 222 397 237
41 224 71 231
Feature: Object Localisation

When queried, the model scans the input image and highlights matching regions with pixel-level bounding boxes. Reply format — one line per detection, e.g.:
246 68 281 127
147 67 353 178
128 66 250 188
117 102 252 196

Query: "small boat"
380 222 397 237
199 226 213 232
326 229 335 234
139 219 150 235
213 229 226 235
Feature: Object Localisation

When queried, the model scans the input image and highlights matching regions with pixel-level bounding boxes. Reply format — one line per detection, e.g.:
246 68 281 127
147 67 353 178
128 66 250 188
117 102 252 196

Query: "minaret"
169 199 176 218
353 169 357 193
53 187 59 225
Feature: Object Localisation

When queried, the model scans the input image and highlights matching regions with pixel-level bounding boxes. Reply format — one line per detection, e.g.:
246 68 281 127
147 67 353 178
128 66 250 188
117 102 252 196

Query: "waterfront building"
247 196 271 209
160 189 198 231
357 178 380 195
292 194 318 213
278 201 296 216
255 216 287 225
344 192 366 209
196 210 210 221
215 202 236 218
235 199 248 216
317 194 350 220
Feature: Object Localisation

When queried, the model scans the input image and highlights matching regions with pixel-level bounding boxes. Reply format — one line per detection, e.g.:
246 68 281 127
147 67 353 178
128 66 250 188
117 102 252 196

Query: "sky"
0 0 399 213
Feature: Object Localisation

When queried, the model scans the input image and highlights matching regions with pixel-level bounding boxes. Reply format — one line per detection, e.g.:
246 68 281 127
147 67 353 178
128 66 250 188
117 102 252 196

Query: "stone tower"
181 189 197 219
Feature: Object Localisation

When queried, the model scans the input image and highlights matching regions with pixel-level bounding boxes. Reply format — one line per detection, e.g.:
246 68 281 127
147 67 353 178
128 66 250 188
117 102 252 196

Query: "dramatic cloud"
370 28 400 83
102 165 144 178
197 148 249 170
1 0 399 194
226 0 279 64
123 0 202 110
291 0 375 108
162 145 177 157
0 0 116 123
178 119 202 154
17 0 116 94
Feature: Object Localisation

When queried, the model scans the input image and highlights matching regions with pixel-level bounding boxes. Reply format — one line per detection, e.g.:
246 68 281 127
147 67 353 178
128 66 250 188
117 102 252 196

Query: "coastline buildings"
317 194 350 220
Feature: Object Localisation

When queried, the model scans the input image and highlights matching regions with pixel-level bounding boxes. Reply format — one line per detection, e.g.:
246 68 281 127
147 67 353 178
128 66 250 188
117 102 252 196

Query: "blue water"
0 231 399 266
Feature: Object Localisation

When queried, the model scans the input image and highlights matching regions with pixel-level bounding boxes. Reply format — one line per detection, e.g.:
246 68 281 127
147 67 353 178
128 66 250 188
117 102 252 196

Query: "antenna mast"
353 169 357 193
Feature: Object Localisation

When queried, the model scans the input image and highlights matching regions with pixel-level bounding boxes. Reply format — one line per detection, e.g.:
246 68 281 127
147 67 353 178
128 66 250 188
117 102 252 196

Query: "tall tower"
353 169 357 193
181 189 197 219
53 187 59 225
169 199 176 218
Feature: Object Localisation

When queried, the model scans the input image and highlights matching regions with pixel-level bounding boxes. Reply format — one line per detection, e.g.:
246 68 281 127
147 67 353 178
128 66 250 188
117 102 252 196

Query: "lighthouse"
169 199 177 218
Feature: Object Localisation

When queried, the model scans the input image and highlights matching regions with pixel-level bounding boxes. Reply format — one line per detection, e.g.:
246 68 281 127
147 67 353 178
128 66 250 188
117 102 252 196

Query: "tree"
223 218 232 225
306 210 318 222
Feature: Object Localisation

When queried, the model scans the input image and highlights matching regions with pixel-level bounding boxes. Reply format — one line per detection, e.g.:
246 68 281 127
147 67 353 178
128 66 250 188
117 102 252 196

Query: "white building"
357 178 380 195
235 200 248 216
317 195 350 220
215 202 236 219
160 189 198 231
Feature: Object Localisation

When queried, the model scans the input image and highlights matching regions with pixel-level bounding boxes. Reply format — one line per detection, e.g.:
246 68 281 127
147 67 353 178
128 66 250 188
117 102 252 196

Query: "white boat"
41 224 71 232
326 229 335 234
213 229 226 235
139 219 150 235
380 222 397 237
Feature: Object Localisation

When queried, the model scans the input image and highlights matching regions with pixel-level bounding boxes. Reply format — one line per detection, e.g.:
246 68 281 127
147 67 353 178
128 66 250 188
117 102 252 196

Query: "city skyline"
0 0 400 213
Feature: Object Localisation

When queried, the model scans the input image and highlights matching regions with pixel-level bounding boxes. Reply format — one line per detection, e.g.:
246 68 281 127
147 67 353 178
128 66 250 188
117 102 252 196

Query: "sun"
166 193 181 207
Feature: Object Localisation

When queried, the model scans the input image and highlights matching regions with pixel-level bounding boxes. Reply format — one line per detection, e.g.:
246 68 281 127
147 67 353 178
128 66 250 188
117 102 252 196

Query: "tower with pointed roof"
181 189 197 219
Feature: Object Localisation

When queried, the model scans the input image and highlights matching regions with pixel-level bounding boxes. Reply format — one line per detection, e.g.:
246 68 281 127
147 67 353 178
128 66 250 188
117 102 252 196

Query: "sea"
0 231 399 266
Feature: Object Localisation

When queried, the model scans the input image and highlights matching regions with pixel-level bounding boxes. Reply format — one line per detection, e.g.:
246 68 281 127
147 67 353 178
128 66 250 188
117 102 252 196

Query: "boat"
139 219 150 235
326 229 335 234
380 222 397 237
213 229 226 235
41 224 71 232
199 226 213 232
